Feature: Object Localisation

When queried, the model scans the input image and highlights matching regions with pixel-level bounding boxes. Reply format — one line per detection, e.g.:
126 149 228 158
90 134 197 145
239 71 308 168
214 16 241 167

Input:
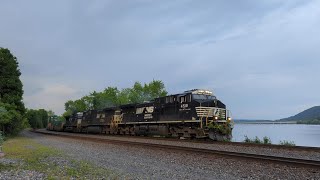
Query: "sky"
1 0 320 119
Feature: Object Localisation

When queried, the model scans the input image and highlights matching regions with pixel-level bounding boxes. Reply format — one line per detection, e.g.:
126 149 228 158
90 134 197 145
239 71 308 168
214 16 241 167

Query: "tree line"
297 118 320 125
25 109 56 129
0 47 168 133
63 80 167 117
0 48 60 133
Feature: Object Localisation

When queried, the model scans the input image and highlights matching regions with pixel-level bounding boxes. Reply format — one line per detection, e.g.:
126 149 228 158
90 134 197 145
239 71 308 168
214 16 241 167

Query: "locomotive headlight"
227 117 232 121
214 116 218 120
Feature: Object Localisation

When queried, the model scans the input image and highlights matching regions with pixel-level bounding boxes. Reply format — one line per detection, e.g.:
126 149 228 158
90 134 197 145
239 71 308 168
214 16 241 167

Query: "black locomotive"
48 89 233 140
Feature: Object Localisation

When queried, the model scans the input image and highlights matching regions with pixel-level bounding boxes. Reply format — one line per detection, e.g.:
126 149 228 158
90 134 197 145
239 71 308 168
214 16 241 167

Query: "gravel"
0 170 46 180
38 129 320 161
0 158 46 180
0 158 21 166
20 130 320 180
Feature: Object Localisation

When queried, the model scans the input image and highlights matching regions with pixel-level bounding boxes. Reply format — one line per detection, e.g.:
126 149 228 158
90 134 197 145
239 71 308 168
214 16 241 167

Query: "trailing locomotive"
49 89 233 140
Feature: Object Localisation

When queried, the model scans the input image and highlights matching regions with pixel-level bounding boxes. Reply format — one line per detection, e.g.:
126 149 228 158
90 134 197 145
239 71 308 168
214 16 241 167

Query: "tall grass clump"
279 140 295 146
244 135 295 146
263 136 272 144
244 135 252 143
243 136 271 144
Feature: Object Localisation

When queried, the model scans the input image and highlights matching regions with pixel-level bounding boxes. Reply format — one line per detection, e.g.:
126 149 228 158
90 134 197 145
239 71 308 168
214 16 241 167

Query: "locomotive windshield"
192 94 216 103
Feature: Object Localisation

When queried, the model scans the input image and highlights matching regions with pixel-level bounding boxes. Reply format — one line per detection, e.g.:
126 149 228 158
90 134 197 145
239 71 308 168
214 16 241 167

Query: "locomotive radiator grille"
195 107 226 120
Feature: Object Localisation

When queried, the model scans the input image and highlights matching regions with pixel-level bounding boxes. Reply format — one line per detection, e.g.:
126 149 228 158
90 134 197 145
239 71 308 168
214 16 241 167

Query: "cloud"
23 83 81 115
1 0 319 119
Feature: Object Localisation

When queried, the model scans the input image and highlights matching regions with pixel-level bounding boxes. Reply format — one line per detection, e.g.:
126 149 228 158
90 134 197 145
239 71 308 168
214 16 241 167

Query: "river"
232 123 320 147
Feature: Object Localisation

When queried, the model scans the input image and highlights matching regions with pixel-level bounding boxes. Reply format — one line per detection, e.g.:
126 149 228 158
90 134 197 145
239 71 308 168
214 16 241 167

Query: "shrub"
253 136 262 144
244 136 271 144
263 136 272 144
244 135 252 143
0 131 4 146
207 123 232 135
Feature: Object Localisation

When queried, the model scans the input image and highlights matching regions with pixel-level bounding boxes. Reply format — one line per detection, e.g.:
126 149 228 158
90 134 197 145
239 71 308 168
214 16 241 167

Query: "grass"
279 140 296 146
262 136 272 144
243 135 295 146
244 135 265 144
1 136 117 179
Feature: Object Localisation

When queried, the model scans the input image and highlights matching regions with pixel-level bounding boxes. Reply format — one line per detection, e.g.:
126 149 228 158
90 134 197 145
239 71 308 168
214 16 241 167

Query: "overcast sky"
1 0 319 119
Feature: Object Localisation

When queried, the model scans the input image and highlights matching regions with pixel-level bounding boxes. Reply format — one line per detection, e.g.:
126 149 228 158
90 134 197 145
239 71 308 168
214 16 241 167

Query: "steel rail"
38 129 320 152
32 130 320 169
103 133 320 152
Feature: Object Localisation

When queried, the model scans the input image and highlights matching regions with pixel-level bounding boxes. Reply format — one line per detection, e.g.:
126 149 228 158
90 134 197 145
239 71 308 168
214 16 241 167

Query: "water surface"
232 124 320 147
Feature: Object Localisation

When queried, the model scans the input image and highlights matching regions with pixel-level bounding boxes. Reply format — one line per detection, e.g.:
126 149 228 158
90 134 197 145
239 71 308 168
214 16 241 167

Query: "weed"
263 136 272 144
0 163 14 171
223 138 231 142
244 135 252 143
244 136 271 144
279 140 295 146
253 136 262 144
244 135 295 146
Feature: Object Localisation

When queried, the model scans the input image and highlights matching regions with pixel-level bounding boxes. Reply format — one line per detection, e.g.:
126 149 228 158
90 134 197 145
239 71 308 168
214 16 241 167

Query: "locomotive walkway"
33 129 320 169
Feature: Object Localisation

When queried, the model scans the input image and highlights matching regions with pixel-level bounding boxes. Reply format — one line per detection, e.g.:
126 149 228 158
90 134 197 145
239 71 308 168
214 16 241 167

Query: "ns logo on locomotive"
47 89 233 141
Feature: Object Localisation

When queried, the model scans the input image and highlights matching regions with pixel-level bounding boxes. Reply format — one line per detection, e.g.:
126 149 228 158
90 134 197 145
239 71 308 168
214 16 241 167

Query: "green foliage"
253 136 262 144
25 109 50 129
207 122 232 135
48 115 65 125
0 131 4 146
244 136 272 144
63 80 167 115
279 140 296 146
38 109 48 128
244 135 251 143
244 136 262 144
223 138 231 142
0 48 25 135
263 136 272 144
244 136 294 146
0 101 25 135
47 110 54 117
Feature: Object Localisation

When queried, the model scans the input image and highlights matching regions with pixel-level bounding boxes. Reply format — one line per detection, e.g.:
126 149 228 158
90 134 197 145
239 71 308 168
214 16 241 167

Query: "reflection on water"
232 124 320 147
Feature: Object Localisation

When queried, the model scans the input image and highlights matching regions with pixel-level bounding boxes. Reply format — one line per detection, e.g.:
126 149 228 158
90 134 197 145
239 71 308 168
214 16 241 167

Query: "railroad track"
36 129 320 152
32 129 320 169
103 133 320 152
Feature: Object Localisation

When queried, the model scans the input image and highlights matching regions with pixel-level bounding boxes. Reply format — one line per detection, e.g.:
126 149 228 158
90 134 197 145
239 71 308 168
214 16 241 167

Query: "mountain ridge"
279 106 320 121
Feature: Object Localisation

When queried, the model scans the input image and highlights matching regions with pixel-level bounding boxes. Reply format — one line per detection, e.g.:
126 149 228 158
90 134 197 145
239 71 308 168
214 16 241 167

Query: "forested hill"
280 106 320 121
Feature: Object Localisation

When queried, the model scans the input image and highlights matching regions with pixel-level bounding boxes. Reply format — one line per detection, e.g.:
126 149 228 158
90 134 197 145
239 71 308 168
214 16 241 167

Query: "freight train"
47 89 233 140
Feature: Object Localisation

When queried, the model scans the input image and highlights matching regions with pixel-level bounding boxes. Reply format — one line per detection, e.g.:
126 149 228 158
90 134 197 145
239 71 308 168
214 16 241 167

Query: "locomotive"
48 89 233 140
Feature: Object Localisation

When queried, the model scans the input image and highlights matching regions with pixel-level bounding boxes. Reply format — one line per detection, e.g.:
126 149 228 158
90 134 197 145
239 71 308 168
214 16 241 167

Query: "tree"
25 109 38 129
144 80 167 99
47 110 54 117
0 102 20 132
62 80 168 114
0 48 26 134
128 82 144 103
64 99 89 117
25 109 50 129
38 109 48 128
117 88 131 105
128 80 167 103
